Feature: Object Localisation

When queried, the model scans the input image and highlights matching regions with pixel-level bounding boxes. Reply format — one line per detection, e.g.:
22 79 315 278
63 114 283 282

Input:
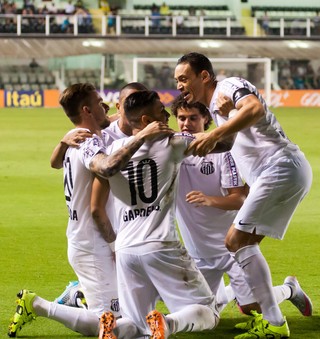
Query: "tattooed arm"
89 135 145 178
90 121 172 178
91 175 116 245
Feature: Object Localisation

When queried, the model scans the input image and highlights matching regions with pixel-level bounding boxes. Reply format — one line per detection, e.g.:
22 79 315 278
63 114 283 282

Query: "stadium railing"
1 13 319 37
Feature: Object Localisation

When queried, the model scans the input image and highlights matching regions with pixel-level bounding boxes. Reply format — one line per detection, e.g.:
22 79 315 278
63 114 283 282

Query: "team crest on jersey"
200 160 215 175
110 298 120 312
83 147 95 159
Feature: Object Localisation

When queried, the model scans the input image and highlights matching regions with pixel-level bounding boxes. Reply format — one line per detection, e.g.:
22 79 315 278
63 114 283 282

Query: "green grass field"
0 107 319 338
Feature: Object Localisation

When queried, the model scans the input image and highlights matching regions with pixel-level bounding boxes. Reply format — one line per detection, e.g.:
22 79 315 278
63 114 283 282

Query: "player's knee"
225 236 237 252
238 303 261 315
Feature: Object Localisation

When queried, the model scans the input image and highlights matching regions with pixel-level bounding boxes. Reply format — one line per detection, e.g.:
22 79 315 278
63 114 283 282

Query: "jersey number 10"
125 159 158 206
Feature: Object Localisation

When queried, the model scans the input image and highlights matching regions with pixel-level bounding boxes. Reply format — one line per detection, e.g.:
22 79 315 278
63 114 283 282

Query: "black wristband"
233 88 252 105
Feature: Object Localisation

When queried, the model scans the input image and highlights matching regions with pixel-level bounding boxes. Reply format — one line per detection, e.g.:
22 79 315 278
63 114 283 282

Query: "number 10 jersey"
106 133 193 252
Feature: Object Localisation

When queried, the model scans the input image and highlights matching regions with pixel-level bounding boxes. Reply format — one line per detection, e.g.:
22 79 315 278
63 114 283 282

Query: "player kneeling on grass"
8 86 173 338
93 90 226 339
8 91 220 339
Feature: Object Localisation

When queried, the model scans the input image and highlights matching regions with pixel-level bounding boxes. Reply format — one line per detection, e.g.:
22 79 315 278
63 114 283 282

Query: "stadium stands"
1 2 319 38
64 69 101 88
0 65 56 91
251 6 320 36
0 2 319 91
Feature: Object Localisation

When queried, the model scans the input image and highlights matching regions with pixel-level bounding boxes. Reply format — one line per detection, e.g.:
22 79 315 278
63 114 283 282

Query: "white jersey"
210 77 301 186
106 133 194 252
105 119 128 141
63 127 121 316
104 120 130 232
176 152 244 259
63 128 108 249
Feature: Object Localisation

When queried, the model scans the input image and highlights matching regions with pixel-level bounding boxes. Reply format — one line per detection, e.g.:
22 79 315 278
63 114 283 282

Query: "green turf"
0 107 319 338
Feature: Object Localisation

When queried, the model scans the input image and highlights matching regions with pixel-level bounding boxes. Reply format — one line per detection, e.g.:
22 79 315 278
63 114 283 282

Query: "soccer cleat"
235 310 263 330
234 318 290 339
8 289 37 338
146 310 170 339
284 276 313 316
74 290 88 309
99 312 117 339
54 281 87 309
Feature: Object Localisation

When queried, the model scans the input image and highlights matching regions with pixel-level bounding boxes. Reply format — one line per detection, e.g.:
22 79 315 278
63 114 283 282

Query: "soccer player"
8 83 170 338
50 82 149 231
55 83 120 319
94 90 220 339
50 82 148 169
174 52 313 338
172 94 313 321
50 83 150 315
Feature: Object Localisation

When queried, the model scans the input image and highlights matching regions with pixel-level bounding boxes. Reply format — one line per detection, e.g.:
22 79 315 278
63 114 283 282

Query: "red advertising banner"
270 90 320 107
0 89 320 108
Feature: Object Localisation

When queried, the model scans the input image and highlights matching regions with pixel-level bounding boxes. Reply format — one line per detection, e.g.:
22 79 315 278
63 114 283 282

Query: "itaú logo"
5 90 43 107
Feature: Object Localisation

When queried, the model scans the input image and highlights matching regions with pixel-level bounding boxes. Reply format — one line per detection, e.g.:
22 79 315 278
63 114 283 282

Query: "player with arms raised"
174 52 313 339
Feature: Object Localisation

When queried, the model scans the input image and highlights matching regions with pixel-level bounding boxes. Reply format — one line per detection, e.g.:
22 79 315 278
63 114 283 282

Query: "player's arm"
187 93 265 157
186 186 247 210
184 131 235 155
217 91 265 127
50 130 92 169
91 175 116 248
90 121 173 178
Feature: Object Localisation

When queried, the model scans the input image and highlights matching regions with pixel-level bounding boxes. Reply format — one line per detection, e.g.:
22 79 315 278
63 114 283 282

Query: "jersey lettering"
123 205 161 222
63 157 78 221
68 206 78 221
124 159 158 206
225 152 239 186
64 157 73 202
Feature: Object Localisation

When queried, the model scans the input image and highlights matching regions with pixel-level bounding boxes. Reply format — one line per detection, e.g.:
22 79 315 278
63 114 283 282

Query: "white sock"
33 296 99 336
234 245 285 326
167 304 219 334
225 284 236 303
217 284 236 313
273 284 292 304
114 317 140 338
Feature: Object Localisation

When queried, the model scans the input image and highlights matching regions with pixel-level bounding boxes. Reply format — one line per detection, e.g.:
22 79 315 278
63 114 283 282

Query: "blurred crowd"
141 60 320 91
0 0 93 34
0 0 90 16
278 60 320 90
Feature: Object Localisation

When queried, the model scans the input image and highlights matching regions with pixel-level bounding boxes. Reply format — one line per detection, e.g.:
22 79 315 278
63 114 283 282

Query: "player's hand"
186 191 211 207
138 121 174 141
61 130 92 148
217 93 235 117
186 132 217 157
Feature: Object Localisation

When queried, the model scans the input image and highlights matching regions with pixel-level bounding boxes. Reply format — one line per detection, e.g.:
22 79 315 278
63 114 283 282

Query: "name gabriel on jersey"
123 204 161 222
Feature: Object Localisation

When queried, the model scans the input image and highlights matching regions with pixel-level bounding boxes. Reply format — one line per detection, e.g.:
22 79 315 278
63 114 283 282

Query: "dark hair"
171 94 212 131
119 82 149 105
59 83 96 123
120 82 148 92
124 90 160 126
177 52 216 83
